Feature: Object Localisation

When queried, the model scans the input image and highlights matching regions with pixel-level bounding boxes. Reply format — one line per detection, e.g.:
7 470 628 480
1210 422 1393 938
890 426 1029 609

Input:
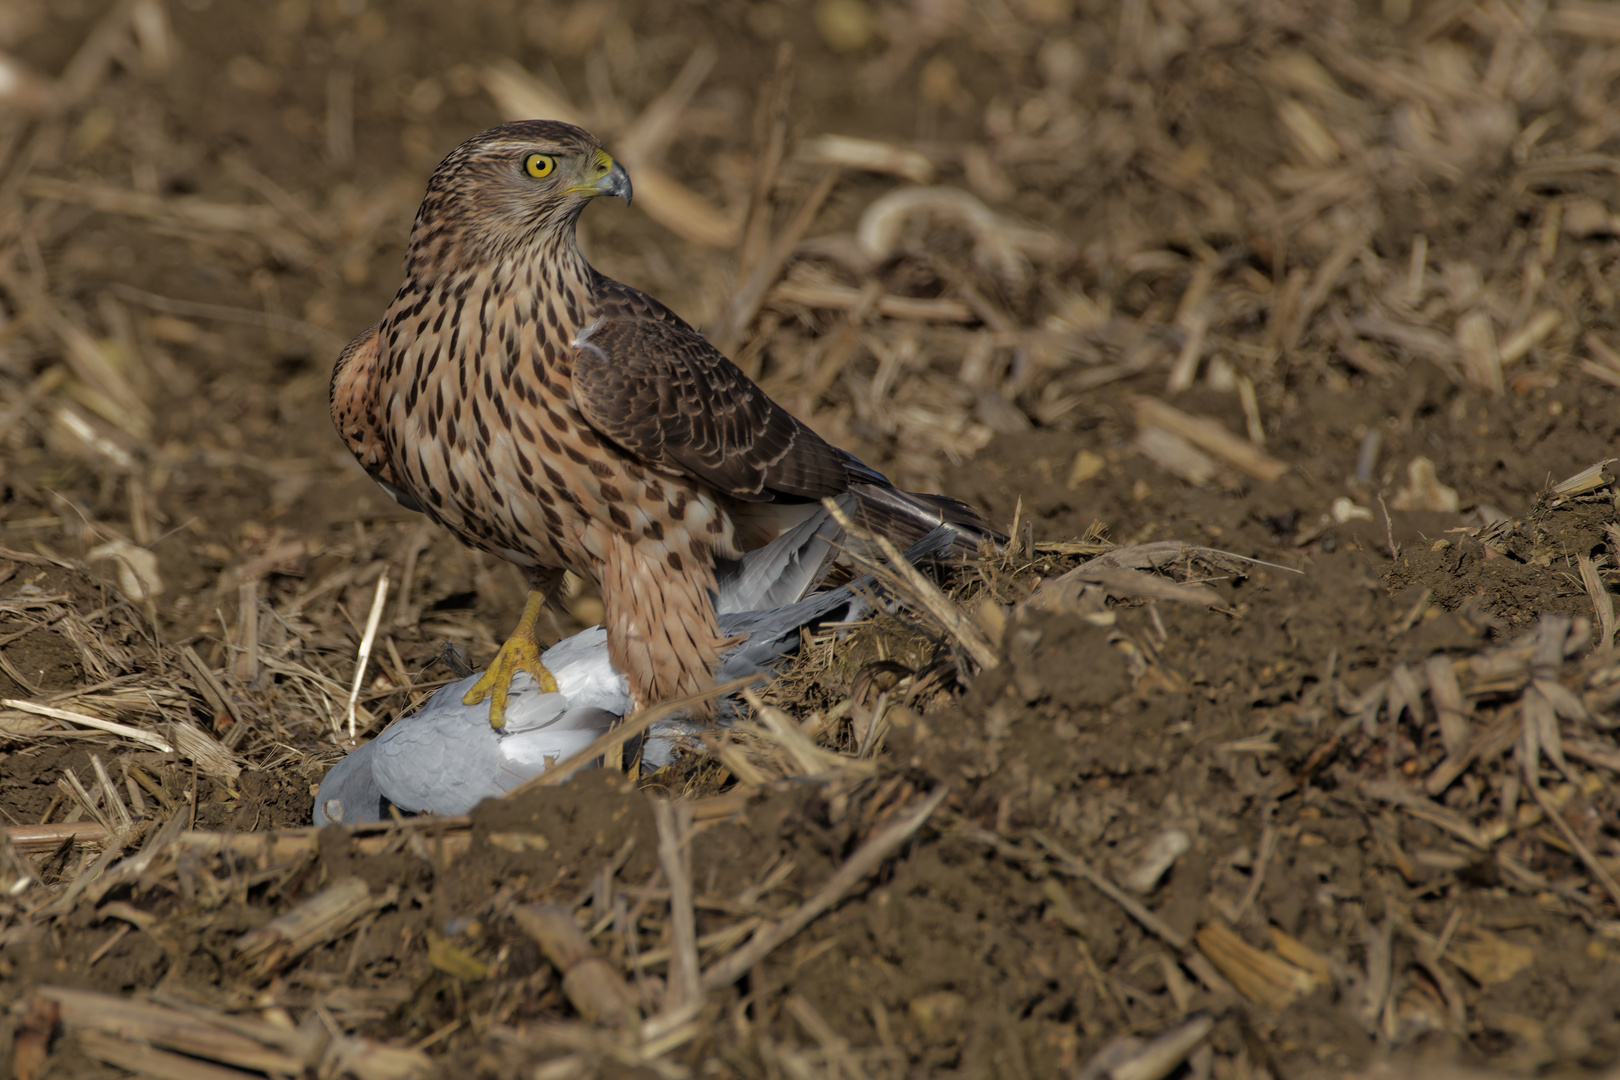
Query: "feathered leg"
597 531 731 719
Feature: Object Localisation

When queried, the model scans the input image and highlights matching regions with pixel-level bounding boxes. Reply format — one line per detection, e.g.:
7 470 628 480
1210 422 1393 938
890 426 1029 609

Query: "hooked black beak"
594 159 632 206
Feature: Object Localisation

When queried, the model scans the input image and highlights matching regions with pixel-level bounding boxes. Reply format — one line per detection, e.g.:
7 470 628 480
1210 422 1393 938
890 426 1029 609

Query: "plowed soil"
3 1 1620 1078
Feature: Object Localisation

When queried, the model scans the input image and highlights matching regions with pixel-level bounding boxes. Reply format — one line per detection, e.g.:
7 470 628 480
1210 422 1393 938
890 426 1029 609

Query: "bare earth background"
3 0 1620 1077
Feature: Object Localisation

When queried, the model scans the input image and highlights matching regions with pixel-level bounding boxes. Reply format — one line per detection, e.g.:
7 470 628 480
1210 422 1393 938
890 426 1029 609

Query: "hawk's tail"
717 486 995 613
850 483 1000 560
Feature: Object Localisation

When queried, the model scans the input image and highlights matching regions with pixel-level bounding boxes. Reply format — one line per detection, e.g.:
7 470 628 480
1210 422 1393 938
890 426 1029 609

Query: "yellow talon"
463 588 559 728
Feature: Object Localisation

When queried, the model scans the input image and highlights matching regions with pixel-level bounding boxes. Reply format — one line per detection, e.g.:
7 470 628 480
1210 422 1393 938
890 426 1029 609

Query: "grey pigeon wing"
895 523 961 569
492 707 619 790
716 523 960 679
541 628 632 715
372 674 507 816
371 669 620 814
716 493 855 614
717 584 866 682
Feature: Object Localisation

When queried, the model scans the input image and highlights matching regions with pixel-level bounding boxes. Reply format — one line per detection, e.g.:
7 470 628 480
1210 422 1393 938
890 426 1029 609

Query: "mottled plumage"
331 120 990 722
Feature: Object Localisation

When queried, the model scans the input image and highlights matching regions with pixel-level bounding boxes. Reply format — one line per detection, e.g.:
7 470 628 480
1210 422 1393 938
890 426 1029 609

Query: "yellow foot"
463 588 559 728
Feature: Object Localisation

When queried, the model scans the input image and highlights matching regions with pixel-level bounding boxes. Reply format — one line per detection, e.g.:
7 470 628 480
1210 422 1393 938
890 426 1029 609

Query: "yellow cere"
524 153 555 178
592 149 614 174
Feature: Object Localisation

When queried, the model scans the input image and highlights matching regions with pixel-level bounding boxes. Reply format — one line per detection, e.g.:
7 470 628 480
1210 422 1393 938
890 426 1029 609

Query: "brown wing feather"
570 286 864 502
329 322 426 513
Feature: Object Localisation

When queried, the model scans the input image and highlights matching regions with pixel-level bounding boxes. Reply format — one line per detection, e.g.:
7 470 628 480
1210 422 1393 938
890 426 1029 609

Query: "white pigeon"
314 502 956 825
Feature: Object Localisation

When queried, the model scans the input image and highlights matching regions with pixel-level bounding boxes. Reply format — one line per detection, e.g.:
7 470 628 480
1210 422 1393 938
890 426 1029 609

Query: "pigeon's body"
314 513 954 826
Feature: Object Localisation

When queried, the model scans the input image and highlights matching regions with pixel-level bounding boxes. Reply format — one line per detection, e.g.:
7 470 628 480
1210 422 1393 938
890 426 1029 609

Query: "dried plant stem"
1578 553 1616 650
3 698 173 752
714 169 840 356
822 499 999 670
344 571 389 739
1527 780 1620 913
32 984 427 1079
179 644 244 732
1131 397 1288 483
4 821 111 853
514 905 641 1028
1077 1012 1215 1080
1033 831 1190 951
654 799 700 1020
90 753 131 829
1225 822 1275 925
700 786 947 991
109 284 345 351
60 767 113 832
236 876 398 978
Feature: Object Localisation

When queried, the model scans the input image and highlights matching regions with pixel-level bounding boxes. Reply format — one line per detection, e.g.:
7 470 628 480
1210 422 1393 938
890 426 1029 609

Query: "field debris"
4 0 1620 1076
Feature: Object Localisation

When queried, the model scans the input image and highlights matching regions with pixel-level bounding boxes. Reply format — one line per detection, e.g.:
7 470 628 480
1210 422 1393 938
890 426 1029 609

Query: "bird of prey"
331 119 990 727
314 512 958 825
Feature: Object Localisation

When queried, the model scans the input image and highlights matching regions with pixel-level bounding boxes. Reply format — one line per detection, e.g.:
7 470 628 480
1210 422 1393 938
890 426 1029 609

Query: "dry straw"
3 0 1620 1073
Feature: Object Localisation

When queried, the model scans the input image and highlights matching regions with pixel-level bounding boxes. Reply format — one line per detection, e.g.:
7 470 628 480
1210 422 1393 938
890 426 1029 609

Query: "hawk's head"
409 120 632 268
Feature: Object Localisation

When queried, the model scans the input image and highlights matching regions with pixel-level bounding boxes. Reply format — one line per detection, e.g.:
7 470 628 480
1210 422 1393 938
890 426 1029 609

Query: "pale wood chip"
1499 308 1562 364
1132 397 1288 483
1424 654 1472 757
1134 425 1219 486
1195 920 1322 1011
1455 309 1502 394
801 134 935 183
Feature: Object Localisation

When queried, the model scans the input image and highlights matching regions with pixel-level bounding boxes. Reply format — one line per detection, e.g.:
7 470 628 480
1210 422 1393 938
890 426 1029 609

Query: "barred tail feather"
849 483 1000 560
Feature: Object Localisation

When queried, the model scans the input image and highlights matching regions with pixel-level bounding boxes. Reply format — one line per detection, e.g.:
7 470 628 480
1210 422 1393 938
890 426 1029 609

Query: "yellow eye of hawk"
524 154 556 178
